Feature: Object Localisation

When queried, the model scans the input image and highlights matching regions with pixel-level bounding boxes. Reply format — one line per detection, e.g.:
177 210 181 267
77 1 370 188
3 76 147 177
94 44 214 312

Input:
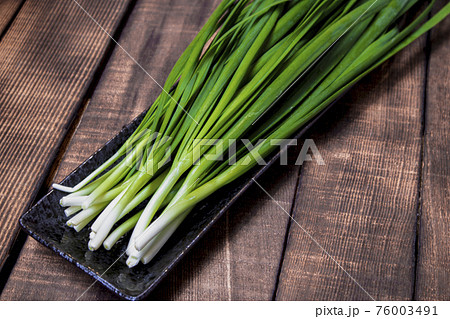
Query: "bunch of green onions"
54 0 450 267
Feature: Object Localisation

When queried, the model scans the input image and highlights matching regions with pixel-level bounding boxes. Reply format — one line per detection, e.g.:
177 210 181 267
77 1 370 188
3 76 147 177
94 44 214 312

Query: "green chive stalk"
53 0 450 267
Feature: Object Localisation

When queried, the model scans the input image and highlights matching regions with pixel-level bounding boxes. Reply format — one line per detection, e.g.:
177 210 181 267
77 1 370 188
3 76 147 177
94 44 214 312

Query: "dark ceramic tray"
20 99 338 300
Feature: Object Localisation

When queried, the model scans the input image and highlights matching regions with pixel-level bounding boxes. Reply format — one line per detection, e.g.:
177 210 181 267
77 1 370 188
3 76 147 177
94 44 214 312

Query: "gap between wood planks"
412 20 432 301
1 1 447 300
0 0 139 295
271 161 304 300
0 0 26 43
414 0 450 299
269 15 439 300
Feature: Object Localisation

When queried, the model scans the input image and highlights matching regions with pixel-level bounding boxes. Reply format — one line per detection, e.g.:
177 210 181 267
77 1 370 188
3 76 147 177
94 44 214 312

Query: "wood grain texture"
1 0 294 301
415 0 450 301
148 158 297 300
0 0 131 269
274 36 427 300
0 0 24 37
2 0 449 301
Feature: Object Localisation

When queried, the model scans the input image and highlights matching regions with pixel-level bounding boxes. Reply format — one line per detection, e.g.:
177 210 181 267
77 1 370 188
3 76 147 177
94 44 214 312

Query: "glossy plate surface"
20 101 336 300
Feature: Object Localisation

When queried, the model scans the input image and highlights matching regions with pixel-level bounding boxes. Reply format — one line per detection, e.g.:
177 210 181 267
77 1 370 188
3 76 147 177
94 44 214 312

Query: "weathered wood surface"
0 0 132 269
415 0 450 301
0 0 23 37
0 0 297 301
0 0 449 301
148 158 297 300
275 36 427 300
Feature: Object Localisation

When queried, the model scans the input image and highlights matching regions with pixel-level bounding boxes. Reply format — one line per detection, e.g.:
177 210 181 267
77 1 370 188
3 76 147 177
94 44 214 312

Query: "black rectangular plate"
19 99 338 300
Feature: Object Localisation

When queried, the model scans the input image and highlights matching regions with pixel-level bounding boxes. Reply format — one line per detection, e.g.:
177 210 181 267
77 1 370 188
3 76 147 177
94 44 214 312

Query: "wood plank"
148 158 297 300
0 0 131 269
275 34 428 300
2 0 293 301
415 0 450 301
0 0 24 38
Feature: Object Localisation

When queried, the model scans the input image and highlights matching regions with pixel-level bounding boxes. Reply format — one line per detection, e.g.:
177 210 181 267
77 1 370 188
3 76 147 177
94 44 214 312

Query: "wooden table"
0 0 448 301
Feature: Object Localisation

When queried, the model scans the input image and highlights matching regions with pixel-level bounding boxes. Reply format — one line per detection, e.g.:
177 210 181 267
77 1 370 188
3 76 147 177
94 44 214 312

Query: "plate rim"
19 92 344 300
